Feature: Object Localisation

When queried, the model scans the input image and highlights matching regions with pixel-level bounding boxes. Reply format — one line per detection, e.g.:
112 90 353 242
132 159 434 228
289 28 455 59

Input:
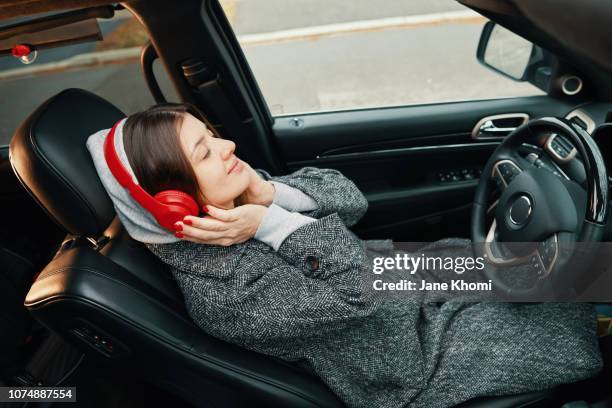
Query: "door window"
219 0 544 116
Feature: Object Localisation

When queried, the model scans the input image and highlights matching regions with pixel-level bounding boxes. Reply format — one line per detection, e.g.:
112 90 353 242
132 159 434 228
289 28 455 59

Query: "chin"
228 180 249 201
239 172 251 187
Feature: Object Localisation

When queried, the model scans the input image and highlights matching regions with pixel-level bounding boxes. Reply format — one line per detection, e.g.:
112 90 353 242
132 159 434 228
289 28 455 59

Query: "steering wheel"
471 116 608 299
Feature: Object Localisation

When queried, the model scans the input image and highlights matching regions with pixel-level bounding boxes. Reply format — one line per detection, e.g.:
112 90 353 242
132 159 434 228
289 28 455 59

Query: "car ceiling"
513 0 612 74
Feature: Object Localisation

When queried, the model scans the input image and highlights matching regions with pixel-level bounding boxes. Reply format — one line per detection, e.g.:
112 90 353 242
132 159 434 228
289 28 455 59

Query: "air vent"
570 116 588 131
565 109 596 133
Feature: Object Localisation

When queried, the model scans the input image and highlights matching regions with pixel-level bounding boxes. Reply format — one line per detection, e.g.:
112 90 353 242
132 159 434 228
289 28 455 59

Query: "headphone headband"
104 119 166 216
104 119 200 231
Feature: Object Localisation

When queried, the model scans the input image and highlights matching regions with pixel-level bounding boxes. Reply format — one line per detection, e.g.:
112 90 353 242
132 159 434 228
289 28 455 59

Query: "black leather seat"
9 88 555 407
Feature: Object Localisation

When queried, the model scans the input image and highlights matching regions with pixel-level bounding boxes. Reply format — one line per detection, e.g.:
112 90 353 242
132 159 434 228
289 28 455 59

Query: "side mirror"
477 22 582 97
477 21 538 81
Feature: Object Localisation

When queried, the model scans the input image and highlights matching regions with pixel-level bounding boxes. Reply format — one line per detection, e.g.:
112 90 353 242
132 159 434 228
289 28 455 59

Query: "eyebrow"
190 135 207 160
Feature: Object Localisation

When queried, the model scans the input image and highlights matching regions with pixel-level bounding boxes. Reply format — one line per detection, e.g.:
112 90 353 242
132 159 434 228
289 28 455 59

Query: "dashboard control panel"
545 134 577 163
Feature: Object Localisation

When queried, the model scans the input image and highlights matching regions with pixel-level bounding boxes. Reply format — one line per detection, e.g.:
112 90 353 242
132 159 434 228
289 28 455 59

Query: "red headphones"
104 119 200 231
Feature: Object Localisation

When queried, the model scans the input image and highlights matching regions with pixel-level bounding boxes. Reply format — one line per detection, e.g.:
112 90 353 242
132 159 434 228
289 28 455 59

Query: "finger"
181 216 227 232
203 205 237 222
179 223 227 242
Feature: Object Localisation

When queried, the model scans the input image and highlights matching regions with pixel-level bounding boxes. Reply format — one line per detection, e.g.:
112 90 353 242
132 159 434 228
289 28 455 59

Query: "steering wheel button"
494 174 504 188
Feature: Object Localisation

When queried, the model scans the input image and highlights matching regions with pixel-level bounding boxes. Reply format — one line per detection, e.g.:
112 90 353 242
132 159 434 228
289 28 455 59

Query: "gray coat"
145 167 602 408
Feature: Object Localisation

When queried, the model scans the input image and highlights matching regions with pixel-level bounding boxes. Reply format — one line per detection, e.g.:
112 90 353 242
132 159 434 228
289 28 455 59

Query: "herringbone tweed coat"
146 167 602 408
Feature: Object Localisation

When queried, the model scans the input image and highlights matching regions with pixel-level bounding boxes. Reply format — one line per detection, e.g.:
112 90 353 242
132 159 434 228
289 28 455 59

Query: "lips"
228 159 240 174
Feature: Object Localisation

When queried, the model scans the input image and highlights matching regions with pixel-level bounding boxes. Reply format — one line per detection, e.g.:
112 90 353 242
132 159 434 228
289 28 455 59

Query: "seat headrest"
10 88 125 239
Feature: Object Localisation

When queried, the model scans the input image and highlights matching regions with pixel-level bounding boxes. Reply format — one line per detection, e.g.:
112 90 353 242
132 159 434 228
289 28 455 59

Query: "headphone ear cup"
153 190 200 230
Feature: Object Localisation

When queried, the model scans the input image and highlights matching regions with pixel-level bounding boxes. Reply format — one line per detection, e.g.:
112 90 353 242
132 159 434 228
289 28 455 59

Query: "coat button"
305 255 320 272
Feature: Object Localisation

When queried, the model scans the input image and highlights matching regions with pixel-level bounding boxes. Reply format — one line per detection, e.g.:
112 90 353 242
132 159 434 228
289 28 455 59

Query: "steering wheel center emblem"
508 195 532 227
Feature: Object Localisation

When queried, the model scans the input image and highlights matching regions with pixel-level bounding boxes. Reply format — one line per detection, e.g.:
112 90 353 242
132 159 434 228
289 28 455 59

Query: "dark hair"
122 102 220 209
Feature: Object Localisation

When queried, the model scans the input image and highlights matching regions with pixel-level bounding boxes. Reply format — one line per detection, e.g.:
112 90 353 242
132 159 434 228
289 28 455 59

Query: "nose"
219 139 236 160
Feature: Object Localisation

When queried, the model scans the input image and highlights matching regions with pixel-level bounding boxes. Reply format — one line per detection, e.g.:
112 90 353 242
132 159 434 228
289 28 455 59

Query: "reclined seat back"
9 89 343 408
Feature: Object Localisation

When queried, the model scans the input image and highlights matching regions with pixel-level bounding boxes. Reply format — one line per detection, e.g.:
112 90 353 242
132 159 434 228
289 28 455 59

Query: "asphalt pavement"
242 22 542 116
233 0 465 34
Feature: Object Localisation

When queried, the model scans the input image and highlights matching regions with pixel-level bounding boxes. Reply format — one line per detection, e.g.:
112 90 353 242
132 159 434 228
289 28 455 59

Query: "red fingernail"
203 205 209 212
174 222 182 231
175 232 184 238
183 219 192 226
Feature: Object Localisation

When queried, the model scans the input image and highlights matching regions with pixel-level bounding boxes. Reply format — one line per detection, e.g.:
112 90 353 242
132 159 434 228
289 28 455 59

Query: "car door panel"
273 95 575 241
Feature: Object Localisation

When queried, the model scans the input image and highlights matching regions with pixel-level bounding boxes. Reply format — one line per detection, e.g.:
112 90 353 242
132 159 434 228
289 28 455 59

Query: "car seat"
8 88 554 407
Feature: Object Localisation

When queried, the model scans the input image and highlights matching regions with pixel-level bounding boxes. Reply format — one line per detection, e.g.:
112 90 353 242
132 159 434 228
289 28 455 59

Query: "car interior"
2 0 612 407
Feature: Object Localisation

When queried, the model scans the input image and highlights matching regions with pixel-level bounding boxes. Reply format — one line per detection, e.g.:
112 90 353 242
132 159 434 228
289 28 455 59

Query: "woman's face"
178 113 250 209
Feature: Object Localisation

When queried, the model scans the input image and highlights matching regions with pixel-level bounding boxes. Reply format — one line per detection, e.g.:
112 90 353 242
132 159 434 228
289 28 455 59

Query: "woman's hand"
174 204 267 246
236 161 275 207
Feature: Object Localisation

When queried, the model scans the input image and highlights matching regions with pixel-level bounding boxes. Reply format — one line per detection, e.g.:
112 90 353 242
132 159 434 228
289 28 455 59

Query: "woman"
86 103 602 408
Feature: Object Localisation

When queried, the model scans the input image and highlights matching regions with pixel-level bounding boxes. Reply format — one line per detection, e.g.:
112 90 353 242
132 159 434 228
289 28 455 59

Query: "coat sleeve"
184 213 377 359
255 167 368 227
